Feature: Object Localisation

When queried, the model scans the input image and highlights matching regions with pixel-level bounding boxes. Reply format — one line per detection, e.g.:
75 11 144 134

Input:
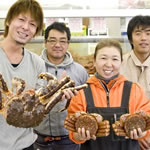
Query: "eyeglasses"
46 39 68 46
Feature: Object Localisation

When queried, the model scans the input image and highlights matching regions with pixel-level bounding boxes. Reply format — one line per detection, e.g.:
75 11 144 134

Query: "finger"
137 128 146 138
85 130 91 140
63 89 74 100
130 129 139 139
77 128 82 138
91 135 96 140
73 90 78 96
78 128 86 139
61 94 66 101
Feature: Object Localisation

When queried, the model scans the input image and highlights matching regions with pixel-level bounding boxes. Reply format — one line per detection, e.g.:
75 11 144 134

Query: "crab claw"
38 72 57 81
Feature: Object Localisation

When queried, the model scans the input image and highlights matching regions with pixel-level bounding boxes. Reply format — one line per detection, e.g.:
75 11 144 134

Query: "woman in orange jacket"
64 39 150 150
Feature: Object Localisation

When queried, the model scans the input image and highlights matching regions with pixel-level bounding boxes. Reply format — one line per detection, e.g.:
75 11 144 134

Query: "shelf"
29 36 129 43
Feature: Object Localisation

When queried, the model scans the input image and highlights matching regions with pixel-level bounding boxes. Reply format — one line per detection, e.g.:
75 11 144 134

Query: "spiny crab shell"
75 112 103 136
0 73 88 128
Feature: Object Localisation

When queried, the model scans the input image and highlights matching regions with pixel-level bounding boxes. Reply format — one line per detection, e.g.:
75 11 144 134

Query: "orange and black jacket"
67 74 150 144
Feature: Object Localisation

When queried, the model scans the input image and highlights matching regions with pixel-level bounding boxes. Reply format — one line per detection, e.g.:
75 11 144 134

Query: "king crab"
112 111 150 137
64 111 110 137
0 73 87 128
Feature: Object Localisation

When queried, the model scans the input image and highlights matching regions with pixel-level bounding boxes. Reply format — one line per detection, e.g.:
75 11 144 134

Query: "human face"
94 47 121 79
45 29 69 64
7 13 37 45
132 26 150 59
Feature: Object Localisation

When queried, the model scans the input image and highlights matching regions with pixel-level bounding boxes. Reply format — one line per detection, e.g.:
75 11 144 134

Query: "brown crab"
112 111 150 137
0 73 88 128
64 111 110 137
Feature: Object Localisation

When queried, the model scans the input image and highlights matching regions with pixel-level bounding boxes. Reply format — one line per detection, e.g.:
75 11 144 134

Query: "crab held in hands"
64 111 110 137
112 111 150 138
0 73 87 128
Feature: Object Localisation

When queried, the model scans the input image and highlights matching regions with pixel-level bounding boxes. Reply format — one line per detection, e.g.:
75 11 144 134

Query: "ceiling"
0 0 119 10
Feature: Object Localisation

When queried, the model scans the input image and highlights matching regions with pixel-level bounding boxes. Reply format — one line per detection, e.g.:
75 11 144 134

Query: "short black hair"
44 22 71 41
127 15 150 49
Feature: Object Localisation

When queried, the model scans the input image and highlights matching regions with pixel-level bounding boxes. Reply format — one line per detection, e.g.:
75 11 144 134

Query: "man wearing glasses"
34 22 88 150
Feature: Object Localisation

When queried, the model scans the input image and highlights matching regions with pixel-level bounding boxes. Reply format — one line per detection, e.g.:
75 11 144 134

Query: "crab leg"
39 76 70 101
44 90 64 113
0 74 9 95
11 77 26 95
61 80 75 90
45 84 88 113
59 84 88 112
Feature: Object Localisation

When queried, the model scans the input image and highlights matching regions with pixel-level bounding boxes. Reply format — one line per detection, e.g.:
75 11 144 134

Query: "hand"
75 127 97 141
62 88 77 100
130 128 146 140
112 112 148 140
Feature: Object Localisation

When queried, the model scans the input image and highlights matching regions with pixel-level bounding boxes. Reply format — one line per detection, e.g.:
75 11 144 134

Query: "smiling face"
45 29 69 64
7 13 37 45
94 46 122 79
132 26 150 61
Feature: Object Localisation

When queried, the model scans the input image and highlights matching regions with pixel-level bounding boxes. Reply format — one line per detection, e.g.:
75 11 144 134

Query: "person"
0 1 76 150
0 0 45 149
64 39 150 150
33 22 89 150
120 15 150 150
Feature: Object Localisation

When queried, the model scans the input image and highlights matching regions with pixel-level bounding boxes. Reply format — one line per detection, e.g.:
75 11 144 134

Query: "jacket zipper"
100 80 116 107
106 91 109 107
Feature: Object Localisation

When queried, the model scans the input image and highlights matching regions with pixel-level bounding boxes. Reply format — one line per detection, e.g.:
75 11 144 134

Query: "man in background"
34 22 88 150
120 15 150 150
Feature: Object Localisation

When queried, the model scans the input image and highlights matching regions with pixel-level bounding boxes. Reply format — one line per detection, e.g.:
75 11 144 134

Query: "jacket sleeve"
67 90 87 144
129 83 150 114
